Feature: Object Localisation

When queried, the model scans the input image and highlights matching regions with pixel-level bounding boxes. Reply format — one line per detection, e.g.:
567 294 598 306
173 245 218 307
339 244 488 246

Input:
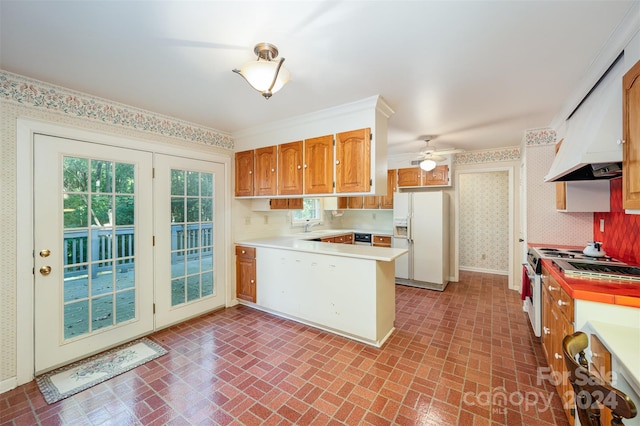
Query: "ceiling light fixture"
233 42 290 99
419 159 437 171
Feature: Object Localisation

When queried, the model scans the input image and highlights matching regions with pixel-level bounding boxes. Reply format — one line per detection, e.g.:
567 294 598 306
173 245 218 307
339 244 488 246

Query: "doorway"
17 121 230 379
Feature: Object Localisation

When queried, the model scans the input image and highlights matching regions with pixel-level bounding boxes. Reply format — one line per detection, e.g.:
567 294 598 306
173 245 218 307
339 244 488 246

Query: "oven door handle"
523 263 536 281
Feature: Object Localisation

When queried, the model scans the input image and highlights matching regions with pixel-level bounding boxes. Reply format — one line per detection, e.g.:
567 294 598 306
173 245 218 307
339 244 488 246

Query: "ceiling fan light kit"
419 159 437 171
233 42 290 99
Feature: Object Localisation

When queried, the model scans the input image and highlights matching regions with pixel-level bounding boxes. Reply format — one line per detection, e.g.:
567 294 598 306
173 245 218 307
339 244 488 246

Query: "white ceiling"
1 1 637 157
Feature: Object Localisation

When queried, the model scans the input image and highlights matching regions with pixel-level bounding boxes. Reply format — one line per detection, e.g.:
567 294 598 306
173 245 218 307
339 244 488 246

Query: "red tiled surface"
594 177 640 264
0 272 569 425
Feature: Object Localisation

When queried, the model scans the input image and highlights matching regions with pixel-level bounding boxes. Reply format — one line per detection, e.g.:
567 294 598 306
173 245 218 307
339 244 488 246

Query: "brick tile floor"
0 272 569 425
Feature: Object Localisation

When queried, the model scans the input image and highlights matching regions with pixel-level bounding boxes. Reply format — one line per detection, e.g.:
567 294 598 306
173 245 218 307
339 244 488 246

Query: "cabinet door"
270 199 290 209
380 169 396 209
255 146 277 196
364 196 379 209
623 59 640 209
348 196 364 209
287 198 303 210
423 165 449 186
236 248 256 303
235 150 255 196
397 167 422 187
278 141 303 195
336 128 371 193
304 135 334 194
338 197 348 209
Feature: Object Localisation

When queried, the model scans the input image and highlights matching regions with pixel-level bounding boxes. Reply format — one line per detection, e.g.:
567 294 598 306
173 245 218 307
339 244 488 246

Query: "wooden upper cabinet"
424 165 449 186
363 196 379 209
623 59 640 209
397 167 422 187
336 128 371 193
254 146 277 196
348 196 364 209
380 169 396 209
278 141 303 195
337 197 348 209
235 150 255 196
304 134 334 194
269 199 289 209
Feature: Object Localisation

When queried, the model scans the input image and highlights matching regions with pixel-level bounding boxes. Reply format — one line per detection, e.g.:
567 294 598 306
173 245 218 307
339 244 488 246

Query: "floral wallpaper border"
524 128 556 146
0 70 234 149
454 146 520 165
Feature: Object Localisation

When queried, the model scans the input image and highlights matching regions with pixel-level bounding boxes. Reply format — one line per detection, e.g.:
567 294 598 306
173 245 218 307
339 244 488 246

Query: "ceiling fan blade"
430 154 446 162
156 38 248 50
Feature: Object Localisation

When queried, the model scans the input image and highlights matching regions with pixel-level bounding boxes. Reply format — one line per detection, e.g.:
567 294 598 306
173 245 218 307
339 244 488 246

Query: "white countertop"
587 320 640 393
236 233 407 262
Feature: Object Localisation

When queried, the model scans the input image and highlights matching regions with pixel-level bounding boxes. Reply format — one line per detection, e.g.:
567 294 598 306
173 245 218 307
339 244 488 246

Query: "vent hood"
545 55 624 182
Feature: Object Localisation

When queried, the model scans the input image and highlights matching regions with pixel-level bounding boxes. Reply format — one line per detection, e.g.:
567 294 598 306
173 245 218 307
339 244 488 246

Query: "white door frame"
454 166 515 289
16 119 232 385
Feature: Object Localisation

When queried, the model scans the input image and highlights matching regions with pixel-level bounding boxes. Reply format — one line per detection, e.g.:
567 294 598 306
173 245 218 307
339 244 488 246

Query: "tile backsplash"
594 178 640 264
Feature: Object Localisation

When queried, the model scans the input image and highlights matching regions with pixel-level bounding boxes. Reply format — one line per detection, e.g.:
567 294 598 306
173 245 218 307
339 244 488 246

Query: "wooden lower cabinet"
372 235 391 247
541 265 575 425
321 233 353 244
270 198 303 210
236 246 256 303
589 335 613 426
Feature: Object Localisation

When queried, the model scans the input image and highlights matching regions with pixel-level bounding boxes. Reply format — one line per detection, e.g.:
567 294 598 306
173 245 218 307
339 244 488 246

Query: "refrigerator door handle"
408 216 413 243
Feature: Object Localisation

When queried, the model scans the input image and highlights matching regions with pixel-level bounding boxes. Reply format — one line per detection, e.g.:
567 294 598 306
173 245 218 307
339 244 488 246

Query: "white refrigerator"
393 191 449 291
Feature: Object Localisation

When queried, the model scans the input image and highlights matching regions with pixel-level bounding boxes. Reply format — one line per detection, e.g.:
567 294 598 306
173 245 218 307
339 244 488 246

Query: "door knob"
39 249 51 257
39 266 52 276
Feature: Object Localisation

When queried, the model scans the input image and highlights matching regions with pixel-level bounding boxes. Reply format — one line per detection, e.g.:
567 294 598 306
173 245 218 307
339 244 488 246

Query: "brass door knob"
39 266 52 276
39 249 51 257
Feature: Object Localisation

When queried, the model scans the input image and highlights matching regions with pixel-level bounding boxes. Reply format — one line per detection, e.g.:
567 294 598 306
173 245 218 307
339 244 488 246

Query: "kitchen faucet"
304 221 319 232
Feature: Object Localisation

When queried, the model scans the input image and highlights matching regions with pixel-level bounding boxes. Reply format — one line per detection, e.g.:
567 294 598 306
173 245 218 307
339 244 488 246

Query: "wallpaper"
525 144 593 245
459 172 510 273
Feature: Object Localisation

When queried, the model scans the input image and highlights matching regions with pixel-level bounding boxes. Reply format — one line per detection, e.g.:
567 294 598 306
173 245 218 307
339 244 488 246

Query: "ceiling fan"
411 137 464 171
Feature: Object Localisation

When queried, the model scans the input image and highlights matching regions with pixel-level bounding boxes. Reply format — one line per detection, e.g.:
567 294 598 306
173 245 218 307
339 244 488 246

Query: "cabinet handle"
336 160 340 165
557 300 567 307
543 327 551 335
304 164 308 168
297 165 302 169
249 170 253 175
554 353 562 360
241 250 246 254
617 139 626 145
250 279 255 284
592 352 599 358
548 285 556 292
271 168 275 172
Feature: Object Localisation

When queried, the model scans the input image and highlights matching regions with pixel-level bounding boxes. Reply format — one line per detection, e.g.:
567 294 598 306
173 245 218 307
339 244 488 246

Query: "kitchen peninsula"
235 232 407 347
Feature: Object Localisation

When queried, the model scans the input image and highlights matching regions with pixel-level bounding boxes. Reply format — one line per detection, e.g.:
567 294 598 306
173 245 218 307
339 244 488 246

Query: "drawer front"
334 235 346 243
373 235 391 245
236 245 256 259
556 287 574 321
343 233 353 244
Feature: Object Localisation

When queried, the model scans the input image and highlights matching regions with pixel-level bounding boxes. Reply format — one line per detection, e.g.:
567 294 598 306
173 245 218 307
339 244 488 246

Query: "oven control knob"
543 327 551 335
557 300 567 307
554 353 562 360
548 286 556 292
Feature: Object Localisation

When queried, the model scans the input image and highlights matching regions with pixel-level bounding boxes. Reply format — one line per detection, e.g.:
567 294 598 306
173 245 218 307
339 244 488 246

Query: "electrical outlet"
372 213 377 220
481 254 486 260
264 215 269 224
244 217 251 225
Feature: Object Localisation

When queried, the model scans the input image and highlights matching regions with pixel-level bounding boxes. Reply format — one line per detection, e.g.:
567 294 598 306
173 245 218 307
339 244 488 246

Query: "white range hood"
545 55 624 182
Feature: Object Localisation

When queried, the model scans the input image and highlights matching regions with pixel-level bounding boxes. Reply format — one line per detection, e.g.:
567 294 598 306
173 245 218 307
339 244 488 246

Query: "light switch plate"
600 219 605 232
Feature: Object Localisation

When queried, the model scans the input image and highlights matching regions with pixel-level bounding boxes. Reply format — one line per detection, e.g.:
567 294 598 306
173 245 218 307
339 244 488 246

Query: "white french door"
34 135 154 373
153 154 226 328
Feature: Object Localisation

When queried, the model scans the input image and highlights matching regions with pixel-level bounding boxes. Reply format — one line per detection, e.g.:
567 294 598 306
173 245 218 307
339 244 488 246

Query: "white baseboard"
459 266 508 276
0 377 17 395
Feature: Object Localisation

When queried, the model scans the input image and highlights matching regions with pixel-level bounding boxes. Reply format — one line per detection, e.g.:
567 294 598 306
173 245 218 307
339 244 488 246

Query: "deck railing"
64 224 213 277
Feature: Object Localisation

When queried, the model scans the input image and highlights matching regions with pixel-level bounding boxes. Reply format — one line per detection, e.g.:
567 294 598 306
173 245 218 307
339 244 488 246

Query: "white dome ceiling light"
233 43 290 99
